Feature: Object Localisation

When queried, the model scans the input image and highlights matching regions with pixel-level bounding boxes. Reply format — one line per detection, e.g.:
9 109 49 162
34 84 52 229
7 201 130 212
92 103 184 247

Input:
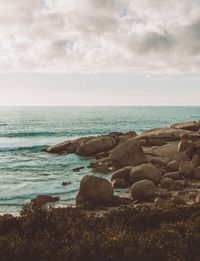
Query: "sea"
0 106 200 214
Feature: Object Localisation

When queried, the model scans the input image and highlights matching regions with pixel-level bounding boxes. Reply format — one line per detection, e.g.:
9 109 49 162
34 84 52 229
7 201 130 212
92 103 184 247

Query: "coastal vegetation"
1 202 200 261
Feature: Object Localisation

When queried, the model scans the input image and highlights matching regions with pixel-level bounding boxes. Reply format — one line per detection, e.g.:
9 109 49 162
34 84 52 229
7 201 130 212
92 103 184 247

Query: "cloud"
0 0 200 73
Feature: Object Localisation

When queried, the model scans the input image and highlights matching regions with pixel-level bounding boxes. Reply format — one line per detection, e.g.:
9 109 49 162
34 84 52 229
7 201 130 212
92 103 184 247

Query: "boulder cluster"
42 120 200 209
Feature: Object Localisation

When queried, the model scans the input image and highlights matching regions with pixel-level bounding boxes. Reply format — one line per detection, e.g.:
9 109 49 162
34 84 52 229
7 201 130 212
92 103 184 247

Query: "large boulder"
131 180 156 201
43 137 94 154
109 138 147 169
76 136 117 157
129 163 162 185
76 175 113 206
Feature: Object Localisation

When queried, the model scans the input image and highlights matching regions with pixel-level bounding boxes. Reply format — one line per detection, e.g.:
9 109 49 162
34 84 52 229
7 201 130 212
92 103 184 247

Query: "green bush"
1 203 200 260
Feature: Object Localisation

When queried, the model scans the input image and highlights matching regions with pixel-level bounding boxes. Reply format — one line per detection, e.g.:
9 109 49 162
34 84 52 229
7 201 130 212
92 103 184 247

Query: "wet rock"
111 166 133 182
31 195 59 206
193 167 200 180
166 160 179 172
109 138 147 169
76 136 117 157
76 175 113 206
179 161 194 178
130 180 156 202
163 171 182 180
171 195 186 205
129 163 162 185
73 166 84 172
112 178 129 189
160 177 174 189
62 181 71 186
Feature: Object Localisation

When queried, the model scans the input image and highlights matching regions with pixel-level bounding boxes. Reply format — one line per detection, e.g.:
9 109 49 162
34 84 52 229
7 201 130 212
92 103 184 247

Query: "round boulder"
76 175 113 206
131 180 156 201
179 161 194 178
166 160 179 172
109 138 147 169
160 177 174 189
129 163 162 185
76 136 117 157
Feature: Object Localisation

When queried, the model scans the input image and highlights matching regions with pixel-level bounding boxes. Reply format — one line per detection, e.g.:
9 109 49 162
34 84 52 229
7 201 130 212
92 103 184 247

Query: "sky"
0 0 200 106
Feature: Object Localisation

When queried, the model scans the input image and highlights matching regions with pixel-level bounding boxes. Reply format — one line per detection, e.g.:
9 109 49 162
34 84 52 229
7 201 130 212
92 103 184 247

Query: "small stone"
171 195 186 205
158 189 171 199
62 181 71 186
154 197 165 205
166 160 179 172
160 177 174 189
73 166 84 172
163 171 182 180
171 180 185 191
179 161 194 178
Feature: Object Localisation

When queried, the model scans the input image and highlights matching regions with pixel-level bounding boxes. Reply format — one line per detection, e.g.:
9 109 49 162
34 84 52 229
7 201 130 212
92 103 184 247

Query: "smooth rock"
160 177 174 189
173 152 190 163
131 180 156 201
171 180 185 191
109 138 147 169
76 136 117 157
31 195 59 206
129 163 162 185
166 160 179 172
76 175 113 206
163 171 182 180
179 161 194 178
111 166 133 182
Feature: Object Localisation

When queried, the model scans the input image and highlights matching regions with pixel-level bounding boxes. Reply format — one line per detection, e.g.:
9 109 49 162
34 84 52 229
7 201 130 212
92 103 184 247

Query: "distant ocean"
0 106 200 214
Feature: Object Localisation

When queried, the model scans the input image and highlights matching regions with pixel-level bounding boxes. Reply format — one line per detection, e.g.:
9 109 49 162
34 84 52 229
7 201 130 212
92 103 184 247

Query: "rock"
171 121 200 131
76 136 117 157
154 197 166 205
196 189 200 203
129 163 162 185
187 192 197 201
147 139 167 146
109 138 147 169
193 167 200 180
144 142 179 160
160 177 174 189
73 166 84 172
171 180 185 191
192 154 200 168
62 181 71 186
171 195 186 205
111 166 133 182
112 178 129 189
92 164 111 173
43 137 94 154
76 175 113 206
136 128 191 141
178 161 194 178
131 180 156 201
166 160 179 172
163 171 182 180
31 195 59 206
158 189 171 199
173 152 189 163
150 156 170 167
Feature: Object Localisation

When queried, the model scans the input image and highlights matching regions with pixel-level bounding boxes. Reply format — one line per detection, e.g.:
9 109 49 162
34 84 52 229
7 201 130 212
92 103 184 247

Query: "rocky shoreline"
39 120 200 211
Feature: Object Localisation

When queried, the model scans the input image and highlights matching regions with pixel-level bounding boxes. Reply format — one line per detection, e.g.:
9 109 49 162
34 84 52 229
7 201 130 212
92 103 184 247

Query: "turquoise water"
0 106 200 214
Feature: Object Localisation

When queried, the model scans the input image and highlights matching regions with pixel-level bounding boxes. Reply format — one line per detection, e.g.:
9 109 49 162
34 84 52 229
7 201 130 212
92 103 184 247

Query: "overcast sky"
0 0 200 105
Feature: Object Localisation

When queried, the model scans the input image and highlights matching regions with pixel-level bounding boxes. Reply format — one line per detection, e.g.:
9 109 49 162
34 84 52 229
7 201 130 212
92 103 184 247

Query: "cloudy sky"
0 0 200 105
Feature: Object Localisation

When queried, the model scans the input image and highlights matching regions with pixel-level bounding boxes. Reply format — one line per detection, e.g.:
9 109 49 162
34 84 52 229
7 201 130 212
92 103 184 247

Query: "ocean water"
0 106 200 214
